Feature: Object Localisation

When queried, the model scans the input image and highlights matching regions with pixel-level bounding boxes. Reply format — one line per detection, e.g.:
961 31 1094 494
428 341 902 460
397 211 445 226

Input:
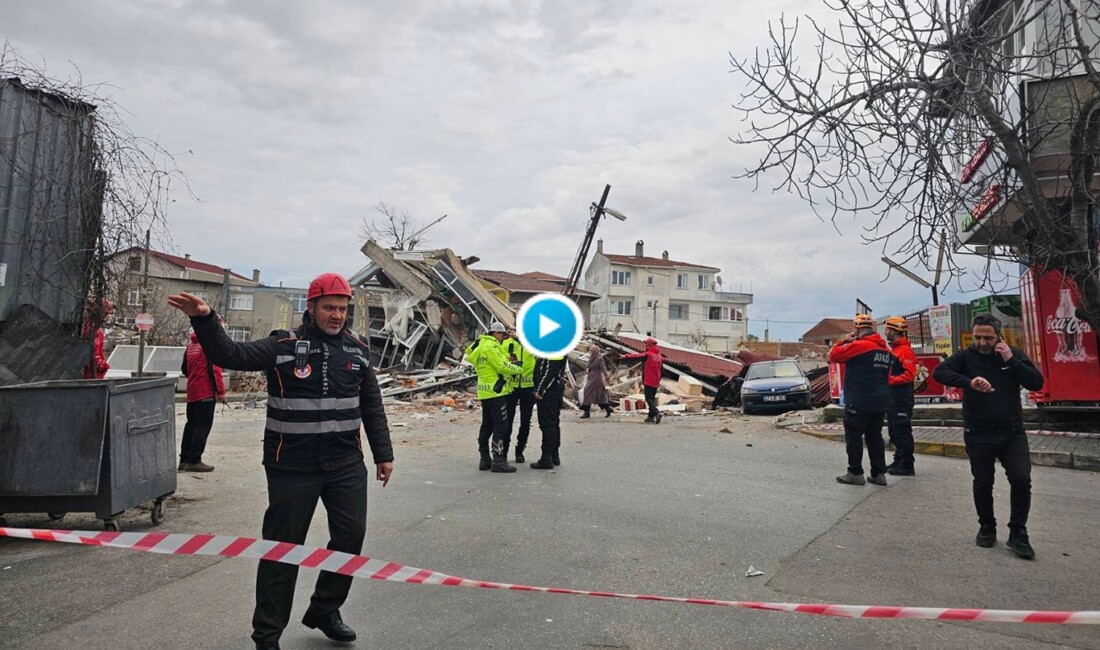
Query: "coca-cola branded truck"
1020 268 1100 405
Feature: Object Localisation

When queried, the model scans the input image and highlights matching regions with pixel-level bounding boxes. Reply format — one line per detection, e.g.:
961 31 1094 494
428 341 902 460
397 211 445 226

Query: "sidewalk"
792 422 1100 472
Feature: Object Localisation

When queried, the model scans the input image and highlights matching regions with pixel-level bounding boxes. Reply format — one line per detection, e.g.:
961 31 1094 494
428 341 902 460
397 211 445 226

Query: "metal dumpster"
0 377 177 531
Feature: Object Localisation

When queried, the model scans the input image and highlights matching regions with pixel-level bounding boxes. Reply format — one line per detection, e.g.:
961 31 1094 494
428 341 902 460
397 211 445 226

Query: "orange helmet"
885 316 908 333
853 314 875 329
307 273 353 301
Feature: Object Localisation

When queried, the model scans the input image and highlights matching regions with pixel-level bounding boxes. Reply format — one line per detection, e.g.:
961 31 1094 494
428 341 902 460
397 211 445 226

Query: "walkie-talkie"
294 340 310 368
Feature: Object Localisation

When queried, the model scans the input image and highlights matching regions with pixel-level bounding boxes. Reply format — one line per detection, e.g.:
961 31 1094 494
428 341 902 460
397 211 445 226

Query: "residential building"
582 240 752 353
800 318 852 347
104 247 305 344
473 269 599 324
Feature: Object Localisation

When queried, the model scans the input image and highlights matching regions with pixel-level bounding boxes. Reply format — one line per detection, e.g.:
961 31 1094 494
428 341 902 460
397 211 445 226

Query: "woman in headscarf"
580 345 614 418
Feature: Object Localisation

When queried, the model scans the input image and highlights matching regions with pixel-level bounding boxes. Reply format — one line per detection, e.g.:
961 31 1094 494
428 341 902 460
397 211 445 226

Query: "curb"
791 427 1100 473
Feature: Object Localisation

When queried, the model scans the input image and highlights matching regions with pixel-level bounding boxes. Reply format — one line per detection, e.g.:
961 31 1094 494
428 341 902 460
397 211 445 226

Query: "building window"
228 293 254 311
669 303 688 320
226 326 251 342
126 289 141 306
128 256 142 272
647 276 654 285
698 275 710 290
646 300 658 308
612 270 632 286
707 306 725 320
730 308 744 322
676 273 688 289
287 293 307 312
120 317 136 328
613 300 632 316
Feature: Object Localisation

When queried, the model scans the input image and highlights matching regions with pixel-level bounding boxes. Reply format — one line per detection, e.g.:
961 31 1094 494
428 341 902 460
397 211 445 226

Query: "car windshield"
746 362 802 380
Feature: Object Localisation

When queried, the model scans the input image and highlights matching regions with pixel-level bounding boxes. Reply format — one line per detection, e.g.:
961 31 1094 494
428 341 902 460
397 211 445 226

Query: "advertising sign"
1020 268 1100 403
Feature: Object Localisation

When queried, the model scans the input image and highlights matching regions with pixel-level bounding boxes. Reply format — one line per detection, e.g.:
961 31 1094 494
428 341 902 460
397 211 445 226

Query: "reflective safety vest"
465 334 522 400
502 337 536 389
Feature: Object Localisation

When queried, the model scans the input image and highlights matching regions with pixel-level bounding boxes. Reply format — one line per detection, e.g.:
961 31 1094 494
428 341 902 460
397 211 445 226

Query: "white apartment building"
583 240 753 353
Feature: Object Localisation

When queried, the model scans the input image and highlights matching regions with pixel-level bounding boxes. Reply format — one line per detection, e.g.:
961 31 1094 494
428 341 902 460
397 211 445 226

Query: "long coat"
581 352 611 406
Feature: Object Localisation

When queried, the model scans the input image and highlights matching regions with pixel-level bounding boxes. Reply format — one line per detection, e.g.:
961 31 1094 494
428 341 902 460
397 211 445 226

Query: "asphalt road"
1 404 1098 649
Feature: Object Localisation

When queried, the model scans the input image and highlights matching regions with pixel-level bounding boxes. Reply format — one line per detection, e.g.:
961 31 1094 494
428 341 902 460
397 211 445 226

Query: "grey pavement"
1 406 1099 649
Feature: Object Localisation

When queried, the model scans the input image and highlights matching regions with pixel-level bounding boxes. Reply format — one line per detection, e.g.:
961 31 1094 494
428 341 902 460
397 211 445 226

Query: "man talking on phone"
934 314 1044 559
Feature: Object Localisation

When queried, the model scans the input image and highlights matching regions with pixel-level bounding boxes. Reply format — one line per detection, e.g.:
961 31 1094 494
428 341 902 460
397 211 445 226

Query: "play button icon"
516 294 583 358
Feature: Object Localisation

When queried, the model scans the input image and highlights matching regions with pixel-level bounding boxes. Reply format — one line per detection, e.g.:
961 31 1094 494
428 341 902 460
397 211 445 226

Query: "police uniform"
531 354 566 468
502 336 537 461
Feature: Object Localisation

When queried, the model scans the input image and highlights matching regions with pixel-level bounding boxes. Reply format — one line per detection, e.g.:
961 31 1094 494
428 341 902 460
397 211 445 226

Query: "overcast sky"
5 0 1005 341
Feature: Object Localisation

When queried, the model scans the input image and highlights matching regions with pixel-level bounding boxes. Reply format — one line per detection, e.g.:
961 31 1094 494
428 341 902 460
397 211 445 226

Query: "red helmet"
307 273 353 301
644 337 657 347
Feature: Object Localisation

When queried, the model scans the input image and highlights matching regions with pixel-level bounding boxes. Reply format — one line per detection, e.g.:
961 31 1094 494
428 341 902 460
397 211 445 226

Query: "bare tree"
1 43 185 336
731 0 1100 332
360 201 445 251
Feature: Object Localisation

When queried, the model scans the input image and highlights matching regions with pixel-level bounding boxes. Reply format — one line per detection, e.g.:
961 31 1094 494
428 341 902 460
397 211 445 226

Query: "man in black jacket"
168 272 393 650
530 354 566 469
933 314 1044 559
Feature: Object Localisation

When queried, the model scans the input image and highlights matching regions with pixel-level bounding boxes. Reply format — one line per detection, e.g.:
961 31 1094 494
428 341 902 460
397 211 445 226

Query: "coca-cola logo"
1046 315 1094 335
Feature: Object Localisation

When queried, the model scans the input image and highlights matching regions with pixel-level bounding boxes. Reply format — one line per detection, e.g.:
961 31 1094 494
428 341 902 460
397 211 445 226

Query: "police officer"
828 314 894 487
884 316 917 476
531 353 566 469
465 322 523 472
502 326 537 463
168 273 393 650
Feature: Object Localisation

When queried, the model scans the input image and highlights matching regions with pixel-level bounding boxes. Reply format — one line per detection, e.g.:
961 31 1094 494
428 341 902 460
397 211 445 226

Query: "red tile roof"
801 318 851 342
521 271 566 281
474 270 598 298
114 247 255 283
603 333 743 383
604 254 719 271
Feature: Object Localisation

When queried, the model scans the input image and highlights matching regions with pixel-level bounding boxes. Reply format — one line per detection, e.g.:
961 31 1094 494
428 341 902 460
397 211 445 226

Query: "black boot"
1007 529 1035 559
302 609 356 642
975 525 996 548
479 451 491 471
530 456 554 469
552 454 560 466
604 405 613 417
888 462 914 476
515 446 525 463
579 407 591 419
491 446 517 473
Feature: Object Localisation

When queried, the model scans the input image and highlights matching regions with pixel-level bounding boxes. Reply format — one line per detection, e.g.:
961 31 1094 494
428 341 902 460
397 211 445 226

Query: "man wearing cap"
464 322 523 472
828 314 894 487
884 316 918 476
168 272 393 650
622 337 665 423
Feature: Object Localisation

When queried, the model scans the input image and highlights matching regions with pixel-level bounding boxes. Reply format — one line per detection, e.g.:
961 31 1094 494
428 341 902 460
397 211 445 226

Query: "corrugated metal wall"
0 78 101 328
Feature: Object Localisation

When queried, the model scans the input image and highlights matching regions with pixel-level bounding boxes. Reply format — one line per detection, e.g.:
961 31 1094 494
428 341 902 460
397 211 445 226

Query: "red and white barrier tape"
2 527 1097 624
811 424 1100 439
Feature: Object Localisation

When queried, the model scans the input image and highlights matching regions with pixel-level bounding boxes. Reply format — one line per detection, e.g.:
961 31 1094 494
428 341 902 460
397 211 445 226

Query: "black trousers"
506 387 536 450
886 397 915 465
180 399 216 464
536 390 563 458
964 428 1032 533
643 386 659 418
251 462 368 644
843 408 887 477
478 396 511 458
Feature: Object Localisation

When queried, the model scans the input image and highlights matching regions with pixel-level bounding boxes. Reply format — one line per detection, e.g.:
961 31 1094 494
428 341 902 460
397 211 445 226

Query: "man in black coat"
934 314 1044 559
169 272 393 650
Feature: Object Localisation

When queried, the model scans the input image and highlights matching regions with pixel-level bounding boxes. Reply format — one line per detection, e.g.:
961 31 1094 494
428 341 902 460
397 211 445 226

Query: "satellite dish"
716 275 723 287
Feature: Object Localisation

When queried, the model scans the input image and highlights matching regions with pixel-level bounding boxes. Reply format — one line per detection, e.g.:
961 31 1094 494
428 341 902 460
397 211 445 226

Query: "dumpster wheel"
47 512 66 521
151 498 166 525
103 518 120 532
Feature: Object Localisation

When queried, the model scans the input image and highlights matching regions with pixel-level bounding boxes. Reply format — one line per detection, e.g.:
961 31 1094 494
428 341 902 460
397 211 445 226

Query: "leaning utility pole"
563 185 627 299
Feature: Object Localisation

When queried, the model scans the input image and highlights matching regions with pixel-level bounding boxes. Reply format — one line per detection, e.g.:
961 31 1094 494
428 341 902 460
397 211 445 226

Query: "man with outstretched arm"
168 272 393 650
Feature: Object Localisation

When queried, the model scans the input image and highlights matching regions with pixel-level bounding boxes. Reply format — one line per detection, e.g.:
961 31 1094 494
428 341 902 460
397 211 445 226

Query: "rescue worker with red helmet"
622 337 665 423
168 272 392 650
884 316 918 476
828 314 894 487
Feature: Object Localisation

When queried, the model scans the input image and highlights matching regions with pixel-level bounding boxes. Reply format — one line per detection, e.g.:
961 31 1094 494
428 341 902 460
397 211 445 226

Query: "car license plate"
763 395 786 402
